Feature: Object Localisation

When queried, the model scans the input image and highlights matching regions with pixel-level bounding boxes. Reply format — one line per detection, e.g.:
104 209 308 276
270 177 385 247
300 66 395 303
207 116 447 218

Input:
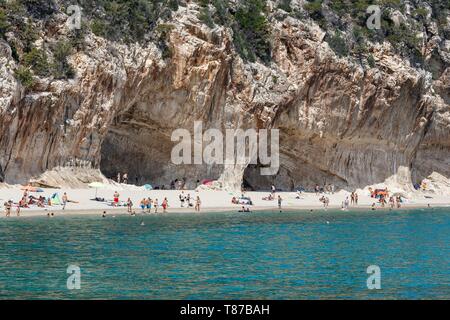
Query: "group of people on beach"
2 190 71 216
3 177 415 218
314 184 336 195
136 197 169 213
369 187 403 209
109 190 202 215
375 195 403 209
252 185 283 210
116 172 128 184
178 191 202 211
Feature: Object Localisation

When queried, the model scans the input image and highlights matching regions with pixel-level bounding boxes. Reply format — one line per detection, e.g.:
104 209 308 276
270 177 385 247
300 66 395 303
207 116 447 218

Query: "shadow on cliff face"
99 116 224 189
243 162 347 192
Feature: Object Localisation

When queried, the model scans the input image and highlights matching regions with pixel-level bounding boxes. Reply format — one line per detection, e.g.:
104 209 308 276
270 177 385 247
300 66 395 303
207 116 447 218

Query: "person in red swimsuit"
113 191 119 207
162 198 168 213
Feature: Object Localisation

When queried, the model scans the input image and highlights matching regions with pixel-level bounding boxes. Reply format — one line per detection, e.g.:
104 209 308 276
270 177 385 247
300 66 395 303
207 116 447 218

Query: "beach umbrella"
143 184 153 190
88 182 105 197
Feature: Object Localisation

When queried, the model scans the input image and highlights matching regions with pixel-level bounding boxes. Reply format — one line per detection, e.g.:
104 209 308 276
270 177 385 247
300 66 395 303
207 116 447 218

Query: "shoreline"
1 202 448 219
1 185 448 219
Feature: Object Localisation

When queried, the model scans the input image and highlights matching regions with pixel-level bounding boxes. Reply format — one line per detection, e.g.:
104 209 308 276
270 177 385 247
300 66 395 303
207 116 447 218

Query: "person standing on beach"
271 185 276 195
147 197 152 213
142 198 148 212
389 196 395 209
162 198 168 213
127 197 133 213
4 201 11 217
154 199 159 213
195 196 201 212
344 197 349 210
323 196 330 209
123 173 128 184
380 196 386 208
350 192 355 205
355 192 358 205
187 193 192 207
277 195 282 209
179 191 185 207
113 191 120 207
62 192 68 210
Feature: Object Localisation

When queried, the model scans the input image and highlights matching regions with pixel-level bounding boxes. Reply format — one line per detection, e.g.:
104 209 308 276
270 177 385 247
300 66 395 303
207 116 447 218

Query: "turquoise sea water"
0 208 449 299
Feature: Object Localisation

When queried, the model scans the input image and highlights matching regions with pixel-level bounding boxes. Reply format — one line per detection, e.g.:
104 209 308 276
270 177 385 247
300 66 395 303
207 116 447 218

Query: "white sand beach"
1 182 448 218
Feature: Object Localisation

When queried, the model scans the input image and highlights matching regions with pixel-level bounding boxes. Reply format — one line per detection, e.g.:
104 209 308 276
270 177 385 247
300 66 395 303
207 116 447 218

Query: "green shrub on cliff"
198 3 214 28
234 0 271 63
17 21 38 52
81 0 171 43
211 0 228 26
196 0 271 63
19 0 57 18
156 23 174 59
22 47 50 77
14 66 34 87
367 54 376 67
278 0 292 13
168 0 179 11
0 8 9 39
90 19 107 37
327 31 349 57
304 0 323 20
51 40 75 79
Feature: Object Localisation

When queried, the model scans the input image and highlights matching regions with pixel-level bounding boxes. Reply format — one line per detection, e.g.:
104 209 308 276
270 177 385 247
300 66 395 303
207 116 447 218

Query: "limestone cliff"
0 0 449 192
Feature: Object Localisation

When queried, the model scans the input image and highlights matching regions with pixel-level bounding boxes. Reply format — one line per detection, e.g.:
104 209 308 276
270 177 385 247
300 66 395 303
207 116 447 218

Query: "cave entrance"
243 164 295 192
100 119 175 187
99 112 224 189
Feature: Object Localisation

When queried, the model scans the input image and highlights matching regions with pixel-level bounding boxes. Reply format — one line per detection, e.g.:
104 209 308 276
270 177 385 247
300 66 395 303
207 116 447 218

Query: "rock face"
0 1 449 192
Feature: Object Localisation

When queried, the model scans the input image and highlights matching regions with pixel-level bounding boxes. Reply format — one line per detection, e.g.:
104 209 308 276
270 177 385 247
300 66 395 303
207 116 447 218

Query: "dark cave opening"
99 119 224 189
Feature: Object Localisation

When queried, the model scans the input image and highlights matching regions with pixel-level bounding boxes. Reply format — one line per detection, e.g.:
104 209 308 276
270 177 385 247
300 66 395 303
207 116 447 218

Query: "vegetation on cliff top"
294 0 449 66
0 0 448 87
198 0 272 63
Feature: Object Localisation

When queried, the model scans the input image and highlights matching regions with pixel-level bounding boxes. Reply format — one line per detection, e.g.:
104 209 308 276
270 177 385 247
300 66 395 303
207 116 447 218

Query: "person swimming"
238 206 251 213
102 211 106 218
